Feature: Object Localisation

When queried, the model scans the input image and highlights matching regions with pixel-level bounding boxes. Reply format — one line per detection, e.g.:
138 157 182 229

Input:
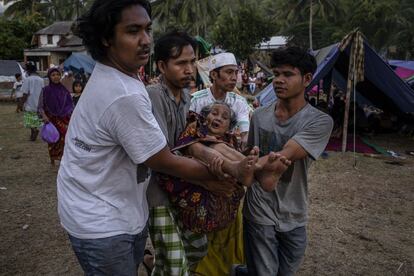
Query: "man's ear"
303 73 313 86
157 60 166 74
210 70 217 81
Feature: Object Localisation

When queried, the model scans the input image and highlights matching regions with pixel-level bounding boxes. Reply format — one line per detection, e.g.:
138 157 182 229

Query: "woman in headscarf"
38 67 74 165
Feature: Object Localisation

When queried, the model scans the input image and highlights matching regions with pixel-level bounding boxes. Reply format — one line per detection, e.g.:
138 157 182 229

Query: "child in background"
12 73 23 112
72 80 84 107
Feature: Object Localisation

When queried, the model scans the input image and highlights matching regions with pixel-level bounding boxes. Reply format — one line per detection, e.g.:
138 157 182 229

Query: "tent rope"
353 69 357 168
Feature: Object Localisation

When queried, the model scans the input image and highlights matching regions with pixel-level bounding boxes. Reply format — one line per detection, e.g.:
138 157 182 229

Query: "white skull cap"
209 52 237 72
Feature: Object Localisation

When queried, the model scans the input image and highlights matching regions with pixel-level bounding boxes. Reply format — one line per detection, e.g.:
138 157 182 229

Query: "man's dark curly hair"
270 46 317 76
154 30 197 64
74 0 152 62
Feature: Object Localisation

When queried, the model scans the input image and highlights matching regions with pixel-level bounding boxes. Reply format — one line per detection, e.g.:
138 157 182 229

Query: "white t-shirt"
57 62 167 239
20 75 44 112
190 88 251 133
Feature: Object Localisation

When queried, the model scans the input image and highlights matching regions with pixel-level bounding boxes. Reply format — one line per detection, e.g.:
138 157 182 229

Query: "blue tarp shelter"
257 40 414 114
256 82 276 106
388 60 414 71
63 53 96 74
309 41 414 114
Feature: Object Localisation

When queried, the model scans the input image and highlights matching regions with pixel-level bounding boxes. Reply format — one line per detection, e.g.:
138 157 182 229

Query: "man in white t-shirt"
58 1 227 275
190 52 252 148
20 62 45 141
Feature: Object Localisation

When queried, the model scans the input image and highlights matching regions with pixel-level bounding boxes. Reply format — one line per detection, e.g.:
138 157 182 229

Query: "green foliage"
152 0 216 37
211 4 275 59
0 14 47 60
2 0 413 60
4 0 93 22
273 0 414 59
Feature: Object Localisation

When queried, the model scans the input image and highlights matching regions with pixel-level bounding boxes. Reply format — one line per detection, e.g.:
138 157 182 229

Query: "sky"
0 1 12 14
0 1 5 14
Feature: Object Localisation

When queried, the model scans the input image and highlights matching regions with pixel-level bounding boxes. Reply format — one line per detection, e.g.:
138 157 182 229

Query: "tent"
63 53 96 74
388 60 414 88
255 82 276 106
309 38 414 114
195 36 212 57
256 31 414 152
388 60 414 71
257 34 414 114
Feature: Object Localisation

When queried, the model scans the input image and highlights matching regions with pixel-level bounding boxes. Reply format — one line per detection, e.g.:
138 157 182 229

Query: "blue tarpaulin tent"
257 40 414 114
63 53 96 74
309 41 414 114
388 60 414 71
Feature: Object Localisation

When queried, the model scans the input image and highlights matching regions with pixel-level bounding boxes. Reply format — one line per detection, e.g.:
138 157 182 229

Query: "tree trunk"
309 0 313 51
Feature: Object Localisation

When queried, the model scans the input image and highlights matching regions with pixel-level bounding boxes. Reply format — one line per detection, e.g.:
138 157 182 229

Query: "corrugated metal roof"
24 46 86 53
36 21 74 35
58 35 83 47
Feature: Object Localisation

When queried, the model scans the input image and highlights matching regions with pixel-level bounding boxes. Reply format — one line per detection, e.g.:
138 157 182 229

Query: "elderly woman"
38 68 74 165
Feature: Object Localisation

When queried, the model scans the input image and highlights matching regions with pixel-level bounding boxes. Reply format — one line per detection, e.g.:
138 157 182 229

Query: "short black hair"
154 31 197 64
209 68 222 83
72 80 84 92
15 73 22 79
74 0 152 62
270 46 317 76
25 61 37 73
200 102 238 130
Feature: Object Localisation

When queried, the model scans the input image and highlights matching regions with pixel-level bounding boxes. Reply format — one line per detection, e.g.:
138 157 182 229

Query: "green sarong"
23 111 43 128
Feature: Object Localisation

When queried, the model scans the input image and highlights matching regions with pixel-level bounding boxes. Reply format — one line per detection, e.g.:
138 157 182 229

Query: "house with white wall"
24 21 86 72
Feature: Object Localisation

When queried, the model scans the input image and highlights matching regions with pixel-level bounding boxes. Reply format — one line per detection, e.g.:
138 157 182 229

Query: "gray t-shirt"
243 102 333 232
146 78 191 207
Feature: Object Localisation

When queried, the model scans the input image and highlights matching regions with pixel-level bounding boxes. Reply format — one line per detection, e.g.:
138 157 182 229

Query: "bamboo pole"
341 43 356 153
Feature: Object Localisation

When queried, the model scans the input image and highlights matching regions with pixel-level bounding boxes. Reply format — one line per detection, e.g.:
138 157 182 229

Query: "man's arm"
145 147 237 196
277 139 308 162
20 79 30 105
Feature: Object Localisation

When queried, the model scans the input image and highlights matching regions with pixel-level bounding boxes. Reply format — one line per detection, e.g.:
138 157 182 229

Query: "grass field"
0 102 413 275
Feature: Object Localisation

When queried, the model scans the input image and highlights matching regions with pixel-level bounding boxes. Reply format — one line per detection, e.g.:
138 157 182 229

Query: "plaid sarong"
150 206 189 276
23 111 43 129
149 206 208 275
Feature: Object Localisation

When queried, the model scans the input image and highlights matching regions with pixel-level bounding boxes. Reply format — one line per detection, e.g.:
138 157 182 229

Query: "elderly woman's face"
50 71 61 84
206 104 231 136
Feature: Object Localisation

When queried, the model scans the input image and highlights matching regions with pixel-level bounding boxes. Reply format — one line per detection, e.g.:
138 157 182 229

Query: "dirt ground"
0 102 413 275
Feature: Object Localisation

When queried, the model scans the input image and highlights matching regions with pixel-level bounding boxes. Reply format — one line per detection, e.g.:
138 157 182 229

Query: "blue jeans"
243 219 306 276
68 226 148 276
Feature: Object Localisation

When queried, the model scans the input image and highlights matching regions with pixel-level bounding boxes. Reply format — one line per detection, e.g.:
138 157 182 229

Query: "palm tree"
281 0 339 50
4 0 91 20
152 0 216 36
178 0 216 36
4 0 42 17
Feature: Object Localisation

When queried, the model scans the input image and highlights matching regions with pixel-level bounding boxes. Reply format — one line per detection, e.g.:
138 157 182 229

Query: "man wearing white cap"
189 52 251 274
190 52 251 146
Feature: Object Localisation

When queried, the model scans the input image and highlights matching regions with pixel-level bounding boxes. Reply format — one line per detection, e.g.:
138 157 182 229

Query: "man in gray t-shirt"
242 47 333 276
145 31 200 275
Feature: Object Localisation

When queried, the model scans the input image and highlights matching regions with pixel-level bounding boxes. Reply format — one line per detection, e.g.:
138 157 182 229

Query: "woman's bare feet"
226 146 259 187
256 152 291 191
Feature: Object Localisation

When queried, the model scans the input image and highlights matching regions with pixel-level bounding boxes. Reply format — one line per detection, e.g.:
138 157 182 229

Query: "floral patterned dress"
158 112 245 234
